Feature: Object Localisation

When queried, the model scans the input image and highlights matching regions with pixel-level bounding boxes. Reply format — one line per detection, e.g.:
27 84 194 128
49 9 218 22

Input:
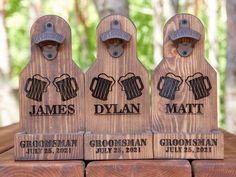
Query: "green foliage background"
4 0 226 127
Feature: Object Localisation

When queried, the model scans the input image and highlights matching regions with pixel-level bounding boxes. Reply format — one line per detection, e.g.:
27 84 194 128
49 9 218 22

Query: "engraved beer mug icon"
118 73 144 100
185 72 212 100
24 74 50 101
90 73 115 100
157 73 183 100
53 74 79 101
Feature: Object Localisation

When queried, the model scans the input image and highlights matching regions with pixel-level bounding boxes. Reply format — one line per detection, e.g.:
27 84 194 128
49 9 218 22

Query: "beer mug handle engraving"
24 78 32 93
118 77 125 91
52 80 60 92
204 76 212 91
176 77 183 91
157 76 165 91
71 78 79 92
43 78 50 92
185 76 192 91
136 76 144 91
90 77 98 92
109 78 116 91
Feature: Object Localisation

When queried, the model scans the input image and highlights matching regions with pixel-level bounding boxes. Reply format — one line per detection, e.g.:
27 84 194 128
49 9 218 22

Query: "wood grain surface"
84 14 152 160
0 149 84 177
152 14 217 132
19 15 84 133
15 15 84 160
86 160 191 177
85 14 150 134
152 14 223 159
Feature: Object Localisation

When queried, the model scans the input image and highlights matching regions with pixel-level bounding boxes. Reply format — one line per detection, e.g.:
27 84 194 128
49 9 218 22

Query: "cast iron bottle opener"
34 22 65 60
169 19 201 57
100 20 131 58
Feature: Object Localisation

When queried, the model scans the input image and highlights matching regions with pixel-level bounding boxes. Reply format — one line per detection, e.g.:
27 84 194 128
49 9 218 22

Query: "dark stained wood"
20 15 84 133
84 14 152 160
15 15 84 160
0 149 84 177
0 123 19 154
192 130 236 177
86 160 191 177
152 14 223 159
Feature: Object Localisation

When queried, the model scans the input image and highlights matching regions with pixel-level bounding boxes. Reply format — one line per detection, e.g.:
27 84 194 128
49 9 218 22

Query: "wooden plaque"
152 14 224 159
84 14 152 160
15 15 84 160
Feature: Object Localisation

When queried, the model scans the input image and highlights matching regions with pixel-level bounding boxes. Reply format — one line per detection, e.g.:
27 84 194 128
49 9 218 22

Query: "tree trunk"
225 0 236 134
152 0 163 65
29 0 42 28
152 0 178 65
0 0 19 126
207 0 218 70
0 0 10 75
93 0 129 18
74 0 89 65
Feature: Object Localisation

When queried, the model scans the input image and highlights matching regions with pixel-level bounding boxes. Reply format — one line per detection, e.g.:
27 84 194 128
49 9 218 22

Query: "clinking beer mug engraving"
157 73 183 100
53 74 79 101
90 73 115 100
24 74 50 102
118 73 144 100
186 72 212 100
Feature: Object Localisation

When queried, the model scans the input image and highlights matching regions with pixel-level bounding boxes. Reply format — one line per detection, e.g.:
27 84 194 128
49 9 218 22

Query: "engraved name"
166 103 204 114
29 104 75 116
94 103 140 115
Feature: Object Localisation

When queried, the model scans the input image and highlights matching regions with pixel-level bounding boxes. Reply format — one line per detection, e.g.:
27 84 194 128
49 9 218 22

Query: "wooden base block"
86 160 191 177
154 130 224 159
84 131 153 160
0 149 84 177
15 131 84 160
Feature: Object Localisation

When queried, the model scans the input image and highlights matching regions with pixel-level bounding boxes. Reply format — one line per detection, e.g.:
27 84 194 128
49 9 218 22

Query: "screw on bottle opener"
34 22 65 60
169 19 201 57
100 20 131 58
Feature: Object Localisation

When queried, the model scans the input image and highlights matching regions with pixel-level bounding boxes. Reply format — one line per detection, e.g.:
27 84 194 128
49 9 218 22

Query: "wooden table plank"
0 123 19 154
0 148 85 177
86 160 191 177
192 130 236 177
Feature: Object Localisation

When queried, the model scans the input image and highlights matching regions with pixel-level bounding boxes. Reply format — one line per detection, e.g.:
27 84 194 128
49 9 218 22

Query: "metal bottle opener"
34 22 65 60
169 19 201 57
100 20 131 58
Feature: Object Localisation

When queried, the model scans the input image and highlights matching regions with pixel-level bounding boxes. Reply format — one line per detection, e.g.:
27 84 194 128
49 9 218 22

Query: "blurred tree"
152 0 162 66
29 0 42 27
0 0 18 125
152 0 178 65
206 0 218 70
93 0 129 18
225 0 236 134
74 0 89 64
129 1 154 71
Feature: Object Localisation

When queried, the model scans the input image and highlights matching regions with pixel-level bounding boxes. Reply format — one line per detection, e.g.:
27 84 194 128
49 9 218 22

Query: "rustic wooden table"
0 123 235 177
